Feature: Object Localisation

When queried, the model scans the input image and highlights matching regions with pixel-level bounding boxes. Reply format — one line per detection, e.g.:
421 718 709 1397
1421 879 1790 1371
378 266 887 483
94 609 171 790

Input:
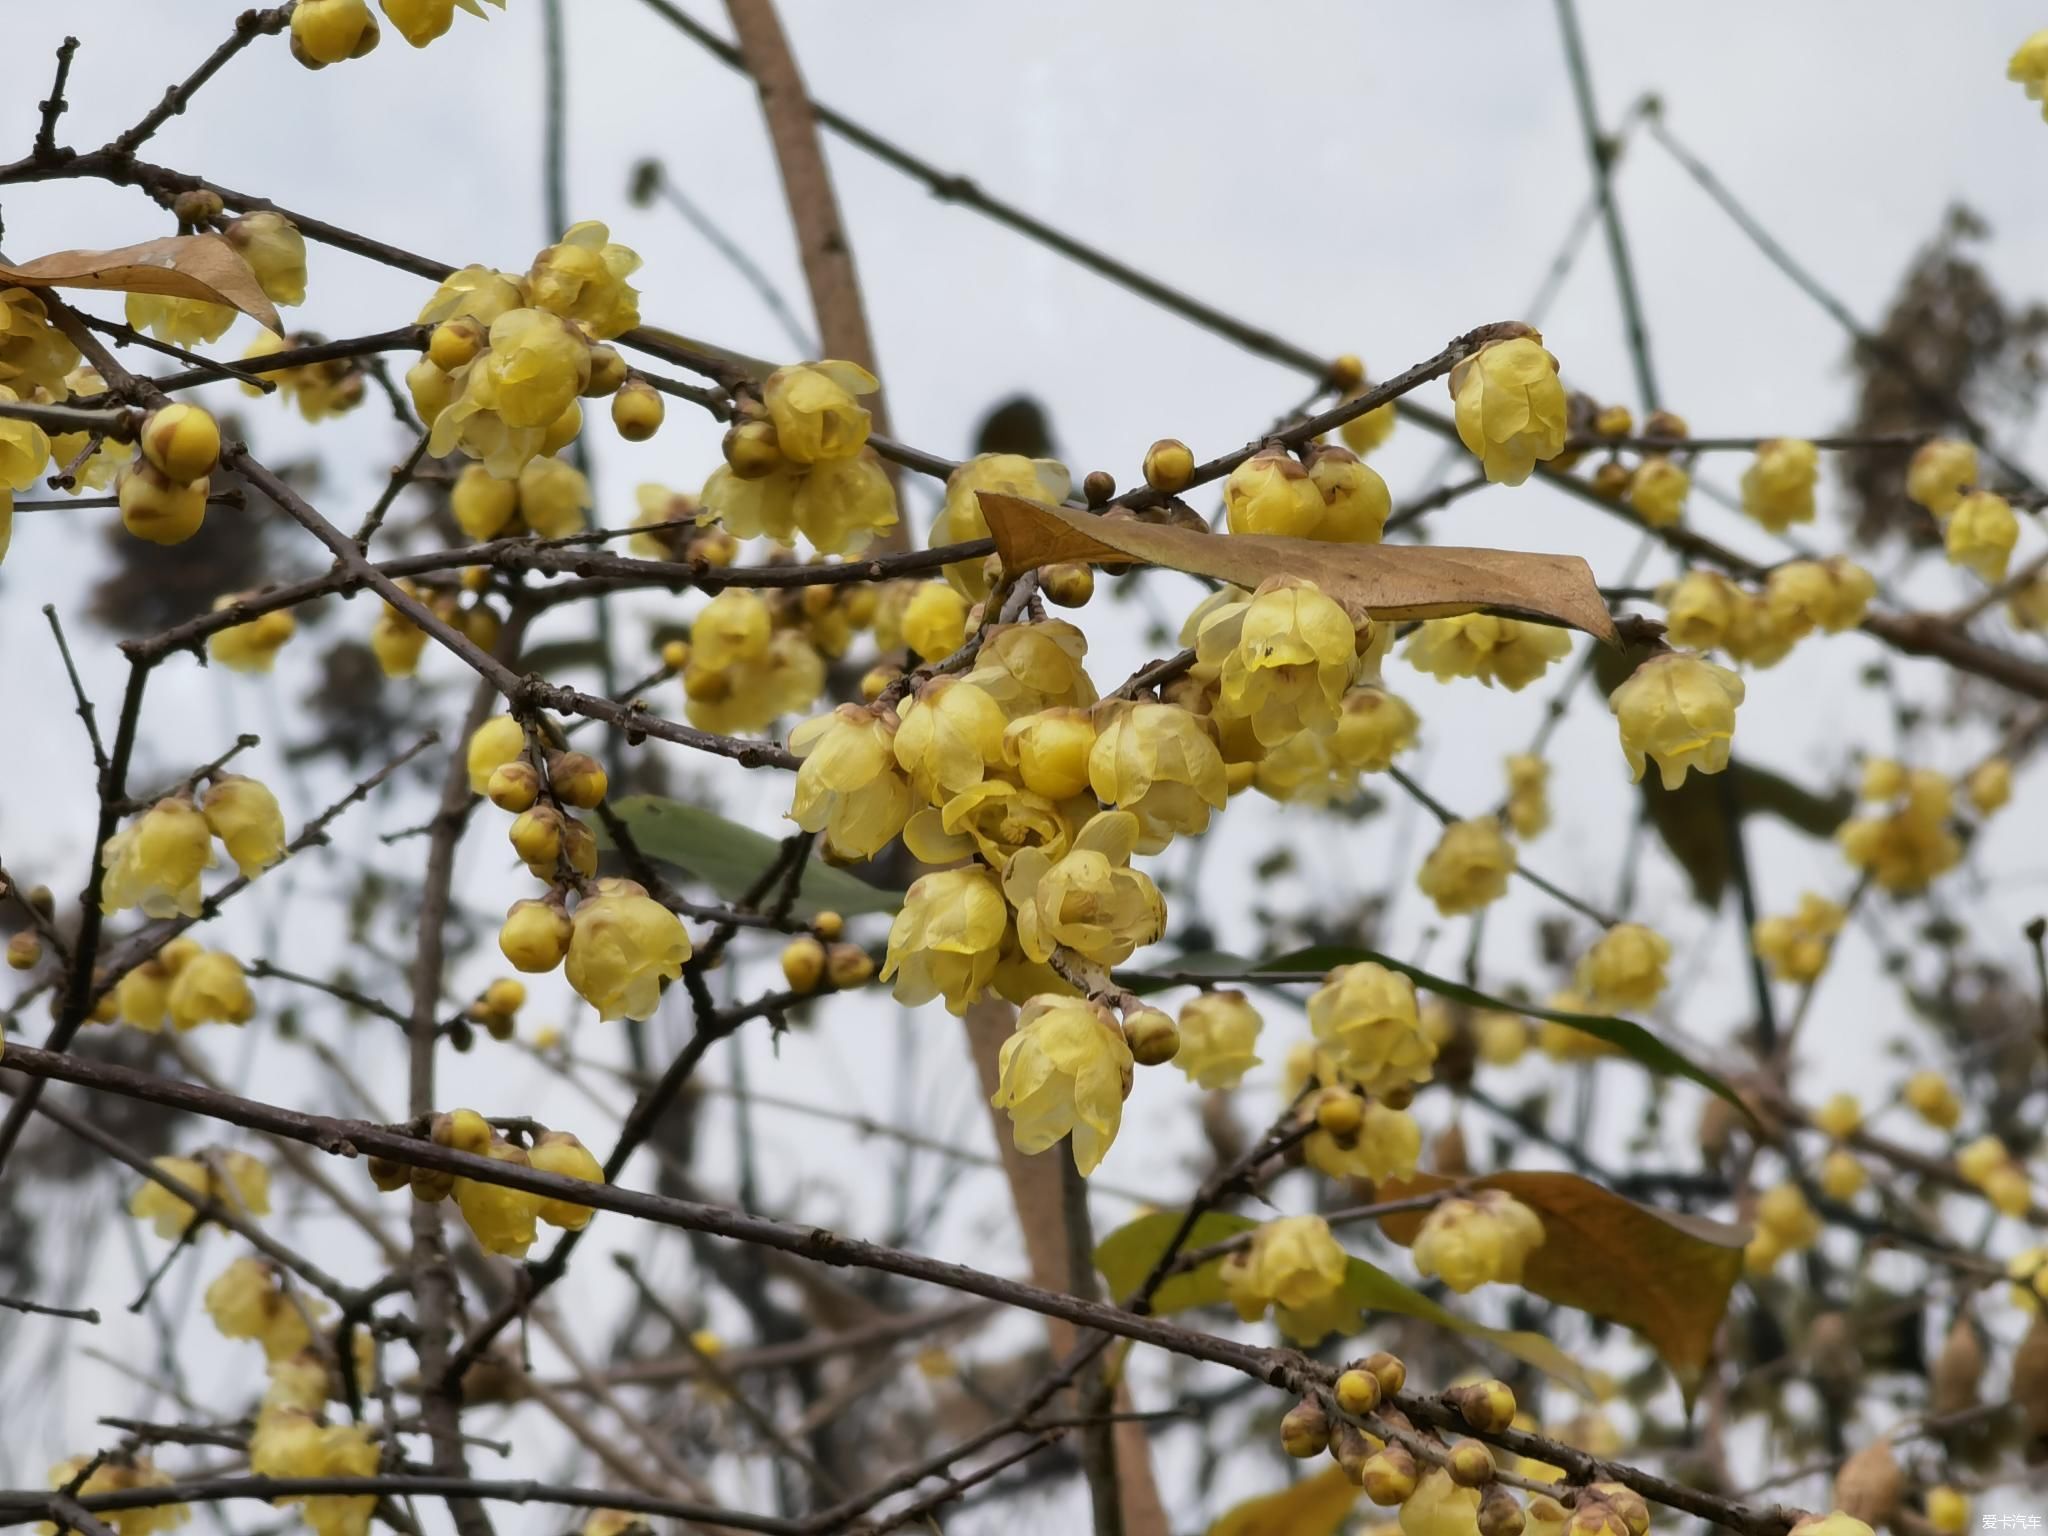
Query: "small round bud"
1479 1487 1527 1536
1280 1397 1330 1459
433 1108 493 1155
548 750 609 809
1452 1379 1517 1435
1360 1446 1418 1506
1589 1485 1650 1536
1363 1351 1406 1397
1330 354 1366 391
1592 404 1633 439
500 898 572 973
487 760 541 813
782 936 826 994
612 378 665 441
685 665 731 704
825 942 874 990
172 188 226 225
140 404 222 483
1039 562 1095 608
483 979 526 1016
1143 438 1196 494
660 639 691 671
366 1156 409 1192
27 886 53 917
694 527 739 567
1446 1440 1496 1488
560 817 597 879
1591 462 1631 501
812 911 845 941
1644 410 1689 441
460 566 489 593
410 1165 454 1202
119 461 210 545
583 345 628 397
1334 1367 1383 1416
428 318 485 372
859 664 897 702
540 401 583 457
1121 1006 1180 1066
509 806 564 869
6 931 42 971
723 419 782 478
1315 1088 1365 1138
1082 469 1116 506
1330 1419 1376 1484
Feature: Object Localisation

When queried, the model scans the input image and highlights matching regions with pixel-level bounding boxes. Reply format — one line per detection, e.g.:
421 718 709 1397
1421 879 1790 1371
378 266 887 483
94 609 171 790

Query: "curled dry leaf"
0 235 282 334
1832 1438 1902 1525
1376 1169 1747 1402
976 490 1618 644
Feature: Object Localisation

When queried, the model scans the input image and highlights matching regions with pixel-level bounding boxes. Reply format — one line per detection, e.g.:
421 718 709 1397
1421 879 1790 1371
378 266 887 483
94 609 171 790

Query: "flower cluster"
101 777 286 918
1411 1189 1546 1292
130 1149 270 1238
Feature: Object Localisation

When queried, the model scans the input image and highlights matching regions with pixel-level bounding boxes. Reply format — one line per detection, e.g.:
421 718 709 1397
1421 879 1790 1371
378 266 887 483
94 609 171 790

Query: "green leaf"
1118 944 1746 1115
1091 1209 1595 1395
599 794 904 919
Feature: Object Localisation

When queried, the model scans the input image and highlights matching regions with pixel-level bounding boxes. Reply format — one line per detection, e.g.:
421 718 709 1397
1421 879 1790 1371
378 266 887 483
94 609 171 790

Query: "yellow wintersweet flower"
763 360 877 463
0 288 80 398
1819 1148 1866 1201
1330 685 1420 773
226 212 309 307
1003 708 1097 800
1723 590 1800 668
1404 613 1571 691
903 779 1071 869
530 1130 606 1230
684 629 824 735
1813 1091 1862 1141
1927 1488 1970 1536
964 619 1098 716
1174 990 1263 1089
291 0 380 64
250 1413 379 1536
1192 578 1359 747
1752 893 1846 984
564 879 691 1021
1002 810 1165 967
0 386 50 492
1626 455 1690 528
527 221 642 339
201 775 286 878
1608 651 1745 790
1944 490 2018 582
370 592 428 678
1303 1096 1421 1184
1576 923 1671 1010
45 1456 188 1536
1306 445 1392 543
1305 961 1434 1098
892 677 1008 804
1906 438 1978 516
1449 334 1568 486
1402 1469 1484 1536
242 330 364 421
931 453 1071 599
1411 1189 1546 1292
126 293 236 346
1219 1214 1357 1344
1475 1010 1529 1066
101 797 216 918
1968 757 2012 815
1223 449 1324 538
1659 570 1740 652
466 714 527 795
1765 557 1875 636
207 598 296 674
2011 28 2048 116
1505 753 1550 838
690 587 773 672
1739 438 1819 531
428 309 591 476
1838 770 1960 893
1086 700 1229 854
1338 386 1397 457
1754 1182 1820 1251
786 452 898 554
901 580 970 661
205 1256 316 1360
1417 817 1516 917
516 453 591 538
417 264 527 328
881 866 1008 1014
168 951 255 1029
454 1138 546 1256
788 704 913 859
989 994 1134 1175
130 1151 270 1238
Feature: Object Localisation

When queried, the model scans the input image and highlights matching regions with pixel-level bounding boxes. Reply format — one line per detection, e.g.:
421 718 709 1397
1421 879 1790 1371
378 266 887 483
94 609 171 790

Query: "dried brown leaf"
1376 1170 1747 1400
0 235 281 334
977 491 1617 644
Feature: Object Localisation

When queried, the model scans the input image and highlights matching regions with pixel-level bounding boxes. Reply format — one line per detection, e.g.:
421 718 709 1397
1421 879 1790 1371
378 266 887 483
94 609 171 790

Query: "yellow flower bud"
781 935 826 993
1306 961 1434 1097
1967 757 2012 815
1306 445 1392 543
1174 990 1262 1089
1040 561 1095 608
1223 449 1323 537
566 879 691 1021
453 1139 543 1256
1926 1487 1969 1536
140 404 221 483
516 453 591 539
1819 1148 1866 1201
207 597 296 674
466 715 527 796
1755 1182 1820 1250
1740 438 1818 531
548 750 608 809
902 580 971 663
1753 893 1845 984
486 760 540 813
1121 1005 1180 1066
584 344 628 397
1449 334 1568 485
1143 438 1195 493
451 464 519 541
429 318 486 373
1361 1447 1419 1506
500 898 572 973
1944 490 2018 582
764 360 876 463
201 775 286 878
530 1130 606 1230
1405 614 1571 691
118 461 209 545
290 0 380 66
1280 1397 1330 1459
130 1150 270 1238
1626 455 1690 527
527 220 643 340
168 951 255 1030
221 211 307 306
1339 391 1398 457
825 942 874 989
611 377 665 441
1608 651 1744 790
1417 817 1516 916
931 453 1072 600
1906 438 1978 515
1575 923 1671 1011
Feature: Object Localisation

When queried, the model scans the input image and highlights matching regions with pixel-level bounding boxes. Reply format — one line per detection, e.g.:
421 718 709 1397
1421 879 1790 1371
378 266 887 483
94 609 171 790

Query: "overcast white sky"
4 2 2048 1528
